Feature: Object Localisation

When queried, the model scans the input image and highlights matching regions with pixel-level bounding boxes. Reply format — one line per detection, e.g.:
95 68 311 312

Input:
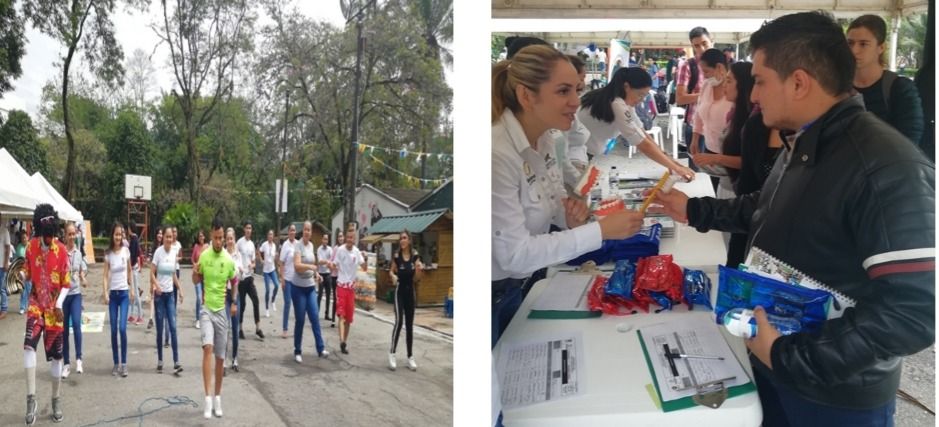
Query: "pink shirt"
675 58 705 123
693 80 733 153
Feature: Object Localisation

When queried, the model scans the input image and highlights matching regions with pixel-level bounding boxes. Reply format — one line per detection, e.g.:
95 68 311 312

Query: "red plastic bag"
636 255 683 292
587 275 638 316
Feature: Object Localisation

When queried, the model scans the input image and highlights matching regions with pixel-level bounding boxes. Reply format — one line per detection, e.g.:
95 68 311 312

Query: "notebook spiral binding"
743 246 856 319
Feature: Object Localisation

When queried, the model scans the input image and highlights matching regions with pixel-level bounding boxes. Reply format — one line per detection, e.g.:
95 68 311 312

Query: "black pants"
318 274 335 321
390 281 416 357
238 276 260 330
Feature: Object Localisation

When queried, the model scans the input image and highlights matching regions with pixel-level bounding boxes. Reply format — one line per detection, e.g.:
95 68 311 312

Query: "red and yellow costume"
23 237 70 360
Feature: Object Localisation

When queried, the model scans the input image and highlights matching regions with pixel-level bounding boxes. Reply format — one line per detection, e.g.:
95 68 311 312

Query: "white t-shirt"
577 97 647 156
236 237 256 280
279 238 297 282
172 241 182 271
0 227 9 267
316 244 333 274
105 247 130 291
68 246 85 296
152 246 177 293
259 241 277 273
292 241 318 288
334 245 364 287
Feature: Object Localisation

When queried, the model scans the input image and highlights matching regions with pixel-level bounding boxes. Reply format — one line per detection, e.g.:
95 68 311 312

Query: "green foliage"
162 202 213 247
0 110 48 176
492 35 506 63
0 0 25 95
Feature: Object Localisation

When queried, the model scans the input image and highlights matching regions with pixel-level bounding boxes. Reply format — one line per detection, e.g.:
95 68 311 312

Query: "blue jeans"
291 284 325 355
754 367 896 427
226 295 239 360
282 280 294 332
194 282 203 321
155 291 179 364
0 268 8 312
108 290 129 365
263 271 279 310
63 294 82 365
19 280 31 312
491 280 523 349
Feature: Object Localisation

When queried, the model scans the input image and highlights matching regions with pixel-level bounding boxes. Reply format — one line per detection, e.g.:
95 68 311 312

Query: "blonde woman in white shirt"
150 225 183 375
103 222 134 377
491 45 646 347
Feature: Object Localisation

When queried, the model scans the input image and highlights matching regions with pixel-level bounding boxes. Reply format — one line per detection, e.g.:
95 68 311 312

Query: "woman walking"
147 228 163 330
259 230 279 318
192 230 207 329
16 230 30 315
225 228 242 372
291 221 329 362
388 230 422 371
103 222 134 377
61 223 86 378
151 225 184 375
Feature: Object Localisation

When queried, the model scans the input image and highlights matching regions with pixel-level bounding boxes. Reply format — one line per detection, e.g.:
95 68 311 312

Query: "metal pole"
345 18 364 231
280 89 290 235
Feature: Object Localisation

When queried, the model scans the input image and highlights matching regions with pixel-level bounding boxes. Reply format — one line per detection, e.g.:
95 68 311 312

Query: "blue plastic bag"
682 269 713 310
604 259 636 300
715 265 831 333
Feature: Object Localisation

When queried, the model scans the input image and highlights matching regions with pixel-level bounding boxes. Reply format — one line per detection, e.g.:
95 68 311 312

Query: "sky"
0 2 348 118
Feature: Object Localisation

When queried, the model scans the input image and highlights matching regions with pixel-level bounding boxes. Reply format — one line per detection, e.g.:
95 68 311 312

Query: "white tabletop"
497 155 761 426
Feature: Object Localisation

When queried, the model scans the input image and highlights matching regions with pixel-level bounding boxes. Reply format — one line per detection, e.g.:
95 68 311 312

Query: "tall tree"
0 0 26 96
153 0 254 202
123 47 157 111
24 0 128 202
0 109 47 176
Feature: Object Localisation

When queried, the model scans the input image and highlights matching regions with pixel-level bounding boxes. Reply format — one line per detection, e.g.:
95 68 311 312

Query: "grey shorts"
200 307 229 360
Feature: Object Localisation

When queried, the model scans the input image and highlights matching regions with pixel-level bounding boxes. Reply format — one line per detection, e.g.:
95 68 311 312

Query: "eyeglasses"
39 215 55 225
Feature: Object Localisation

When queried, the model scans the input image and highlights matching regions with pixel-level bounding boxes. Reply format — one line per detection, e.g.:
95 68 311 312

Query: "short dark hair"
689 26 710 41
243 220 253 228
700 48 727 68
212 217 224 231
749 11 854 97
848 14 887 66
581 67 652 123
722 47 735 53
506 36 549 59
567 54 586 74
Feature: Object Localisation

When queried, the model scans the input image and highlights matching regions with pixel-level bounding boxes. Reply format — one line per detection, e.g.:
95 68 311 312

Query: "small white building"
329 184 430 244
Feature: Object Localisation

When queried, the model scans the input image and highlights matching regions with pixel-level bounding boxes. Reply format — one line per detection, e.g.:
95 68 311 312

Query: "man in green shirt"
196 219 237 419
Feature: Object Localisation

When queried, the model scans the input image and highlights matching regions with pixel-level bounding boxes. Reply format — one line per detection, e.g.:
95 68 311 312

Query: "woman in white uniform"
577 67 695 181
491 45 644 347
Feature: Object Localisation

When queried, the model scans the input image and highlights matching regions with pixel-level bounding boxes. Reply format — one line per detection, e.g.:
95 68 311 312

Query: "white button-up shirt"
491 109 602 281
577 97 646 156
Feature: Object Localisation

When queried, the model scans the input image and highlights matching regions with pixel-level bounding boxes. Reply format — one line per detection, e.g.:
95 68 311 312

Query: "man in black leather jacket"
652 12 934 427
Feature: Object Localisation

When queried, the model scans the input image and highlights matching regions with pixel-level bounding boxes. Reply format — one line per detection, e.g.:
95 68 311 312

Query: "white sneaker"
213 396 223 417
61 364 70 379
388 353 397 371
19 309 24 315
272 303 277 312
265 309 270 318
295 354 302 363
203 396 213 419
194 320 200 329
319 350 329 358
75 359 83 374
407 357 418 371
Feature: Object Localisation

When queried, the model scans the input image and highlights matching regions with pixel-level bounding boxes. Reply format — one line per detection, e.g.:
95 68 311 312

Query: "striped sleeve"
863 248 935 280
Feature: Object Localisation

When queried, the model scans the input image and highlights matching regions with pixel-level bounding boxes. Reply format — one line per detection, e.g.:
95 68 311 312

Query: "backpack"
881 70 898 108
668 58 699 106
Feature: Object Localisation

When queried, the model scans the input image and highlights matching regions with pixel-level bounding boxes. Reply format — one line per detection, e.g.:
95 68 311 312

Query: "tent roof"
30 173 82 223
368 209 450 234
492 0 928 19
0 149 44 218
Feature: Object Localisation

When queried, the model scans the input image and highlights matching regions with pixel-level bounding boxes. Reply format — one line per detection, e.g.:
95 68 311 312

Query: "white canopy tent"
30 173 83 223
0 149 44 219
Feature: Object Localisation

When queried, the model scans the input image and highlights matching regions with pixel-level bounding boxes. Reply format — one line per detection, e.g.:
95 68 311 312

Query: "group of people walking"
14 204 425 424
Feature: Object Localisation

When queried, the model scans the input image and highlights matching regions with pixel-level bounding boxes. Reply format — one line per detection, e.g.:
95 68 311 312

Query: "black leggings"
390 282 416 357
238 276 260 329
318 274 335 321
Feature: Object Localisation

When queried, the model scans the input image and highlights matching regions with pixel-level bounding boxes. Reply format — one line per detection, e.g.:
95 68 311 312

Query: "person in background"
291 221 329 363
127 222 144 326
675 27 712 149
236 222 263 341
316 234 335 323
150 225 183 375
103 221 134 377
334 228 366 355
61 223 87 379
388 230 423 371
224 228 242 372
690 48 734 191
259 230 279 318
22 205 70 424
723 47 736 64
278 224 298 338
847 14 924 145
197 218 236 419
0 213 10 319
191 229 207 329
17 230 30 315
147 227 163 330
328 231 344 328
651 12 934 426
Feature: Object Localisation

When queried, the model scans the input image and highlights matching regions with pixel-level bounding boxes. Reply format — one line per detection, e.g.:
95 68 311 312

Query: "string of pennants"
366 151 450 186
356 142 452 161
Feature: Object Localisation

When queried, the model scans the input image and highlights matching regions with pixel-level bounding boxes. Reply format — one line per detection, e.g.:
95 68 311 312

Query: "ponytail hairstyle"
492 44 569 123
580 67 652 123
700 48 728 69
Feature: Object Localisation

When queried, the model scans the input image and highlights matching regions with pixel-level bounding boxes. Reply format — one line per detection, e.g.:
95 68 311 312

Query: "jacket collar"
788 96 865 167
500 109 537 155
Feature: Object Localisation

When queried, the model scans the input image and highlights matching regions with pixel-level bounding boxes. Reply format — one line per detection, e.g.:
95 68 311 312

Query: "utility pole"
345 1 372 232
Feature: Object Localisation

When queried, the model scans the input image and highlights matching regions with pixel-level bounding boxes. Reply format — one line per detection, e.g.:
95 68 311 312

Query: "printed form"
496 333 584 410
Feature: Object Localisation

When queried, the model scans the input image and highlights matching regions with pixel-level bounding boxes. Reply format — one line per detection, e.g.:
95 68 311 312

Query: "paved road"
0 264 453 426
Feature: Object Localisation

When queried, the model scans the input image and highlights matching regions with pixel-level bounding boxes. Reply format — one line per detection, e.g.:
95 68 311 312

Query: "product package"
715 265 832 333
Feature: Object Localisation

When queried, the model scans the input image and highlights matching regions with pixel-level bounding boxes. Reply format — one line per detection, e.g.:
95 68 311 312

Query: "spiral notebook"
743 246 856 319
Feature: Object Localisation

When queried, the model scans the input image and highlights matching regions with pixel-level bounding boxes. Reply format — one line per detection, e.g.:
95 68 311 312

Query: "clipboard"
637 329 756 412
